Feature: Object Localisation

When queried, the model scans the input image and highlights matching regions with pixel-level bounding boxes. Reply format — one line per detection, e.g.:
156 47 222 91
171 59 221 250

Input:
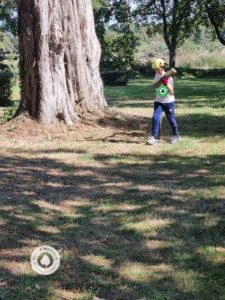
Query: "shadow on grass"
176 113 225 137
0 148 225 299
94 109 225 141
103 77 225 142
105 77 225 109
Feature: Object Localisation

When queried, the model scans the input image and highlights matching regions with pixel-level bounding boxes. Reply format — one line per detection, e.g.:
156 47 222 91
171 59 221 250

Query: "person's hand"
161 77 169 85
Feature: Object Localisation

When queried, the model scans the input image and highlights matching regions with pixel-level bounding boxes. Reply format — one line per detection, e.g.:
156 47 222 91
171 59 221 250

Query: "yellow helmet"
151 58 167 69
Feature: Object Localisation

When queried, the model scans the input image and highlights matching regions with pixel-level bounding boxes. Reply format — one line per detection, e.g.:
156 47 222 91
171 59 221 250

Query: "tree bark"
160 0 177 68
16 0 108 125
169 47 176 68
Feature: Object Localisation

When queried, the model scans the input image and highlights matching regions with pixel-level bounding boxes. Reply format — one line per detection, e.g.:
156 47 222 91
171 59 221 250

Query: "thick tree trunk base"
17 0 107 125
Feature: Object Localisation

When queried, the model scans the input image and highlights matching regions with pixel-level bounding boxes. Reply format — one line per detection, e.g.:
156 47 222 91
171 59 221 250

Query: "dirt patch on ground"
0 110 149 144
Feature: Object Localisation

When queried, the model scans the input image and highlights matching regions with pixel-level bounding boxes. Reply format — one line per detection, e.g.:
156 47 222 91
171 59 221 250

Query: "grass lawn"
0 77 225 300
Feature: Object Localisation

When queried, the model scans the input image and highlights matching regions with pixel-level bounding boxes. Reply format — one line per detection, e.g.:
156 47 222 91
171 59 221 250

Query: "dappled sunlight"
37 225 61 235
105 78 225 111
92 203 142 213
155 205 176 213
82 255 113 270
196 246 225 265
119 262 174 282
12 214 35 222
144 239 182 250
0 145 224 298
33 199 91 213
173 270 199 292
120 218 173 235
53 288 89 300
1 260 32 276
144 240 167 250
0 78 225 298
203 216 221 228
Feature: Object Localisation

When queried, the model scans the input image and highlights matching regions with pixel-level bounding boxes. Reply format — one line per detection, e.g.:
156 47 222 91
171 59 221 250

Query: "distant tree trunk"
169 47 176 68
16 0 107 125
161 4 177 68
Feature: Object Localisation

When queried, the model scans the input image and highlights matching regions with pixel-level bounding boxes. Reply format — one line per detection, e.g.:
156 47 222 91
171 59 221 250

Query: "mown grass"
0 77 225 300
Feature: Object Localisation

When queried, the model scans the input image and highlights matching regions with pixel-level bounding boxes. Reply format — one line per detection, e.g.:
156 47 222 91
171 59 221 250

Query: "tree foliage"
92 0 110 46
0 0 17 34
93 0 137 70
134 0 199 67
0 0 18 102
198 0 225 45
0 0 18 62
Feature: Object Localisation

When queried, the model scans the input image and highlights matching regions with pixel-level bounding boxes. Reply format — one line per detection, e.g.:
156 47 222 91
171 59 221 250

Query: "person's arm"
153 75 169 89
153 74 164 88
167 77 174 94
153 80 162 89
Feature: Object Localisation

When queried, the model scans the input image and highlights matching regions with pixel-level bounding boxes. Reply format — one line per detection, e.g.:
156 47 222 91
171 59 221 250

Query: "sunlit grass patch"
37 225 60 234
81 255 113 270
196 245 225 264
120 217 173 234
144 239 182 250
173 270 200 292
53 289 94 300
119 262 174 282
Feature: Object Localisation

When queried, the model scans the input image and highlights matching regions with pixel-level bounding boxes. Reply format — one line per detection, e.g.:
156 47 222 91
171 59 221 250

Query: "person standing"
148 58 180 145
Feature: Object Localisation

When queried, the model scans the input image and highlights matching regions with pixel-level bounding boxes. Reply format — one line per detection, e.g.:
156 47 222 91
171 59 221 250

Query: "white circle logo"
30 245 60 275
156 85 169 97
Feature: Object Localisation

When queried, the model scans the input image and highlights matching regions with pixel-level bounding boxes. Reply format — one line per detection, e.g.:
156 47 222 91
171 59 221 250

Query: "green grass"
0 77 225 299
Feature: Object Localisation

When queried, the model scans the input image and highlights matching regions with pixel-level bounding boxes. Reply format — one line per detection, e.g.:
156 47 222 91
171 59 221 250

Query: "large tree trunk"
16 0 108 125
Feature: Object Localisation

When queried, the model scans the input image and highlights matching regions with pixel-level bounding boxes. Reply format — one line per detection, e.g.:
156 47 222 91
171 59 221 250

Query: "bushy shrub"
201 68 225 77
101 70 128 86
0 70 14 106
133 62 155 77
3 100 19 121
176 67 225 78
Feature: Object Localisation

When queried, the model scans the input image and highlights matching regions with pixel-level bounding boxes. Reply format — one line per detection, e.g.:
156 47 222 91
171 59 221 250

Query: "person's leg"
152 102 163 139
163 102 179 137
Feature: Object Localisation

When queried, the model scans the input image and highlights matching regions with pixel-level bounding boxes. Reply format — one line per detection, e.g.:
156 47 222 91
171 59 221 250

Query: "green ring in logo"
157 86 169 97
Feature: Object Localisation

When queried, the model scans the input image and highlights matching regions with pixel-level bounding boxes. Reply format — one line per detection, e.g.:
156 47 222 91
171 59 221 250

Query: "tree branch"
205 3 225 45
160 0 171 48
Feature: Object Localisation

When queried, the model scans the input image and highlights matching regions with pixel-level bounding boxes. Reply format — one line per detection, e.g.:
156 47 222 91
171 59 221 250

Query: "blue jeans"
152 101 179 139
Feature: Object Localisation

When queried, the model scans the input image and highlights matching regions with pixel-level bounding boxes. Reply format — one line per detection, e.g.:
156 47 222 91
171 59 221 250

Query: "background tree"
0 0 18 58
92 0 110 47
134 0 198 67
16 0 107 125
93 0 137 70
200 0 225 46
0 0 17 34
0 0 18 106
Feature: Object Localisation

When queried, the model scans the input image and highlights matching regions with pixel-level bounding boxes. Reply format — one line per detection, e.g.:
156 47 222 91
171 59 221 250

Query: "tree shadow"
0 148 225 299
105 77 225 110
94 109 225 142
176 113 225 137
